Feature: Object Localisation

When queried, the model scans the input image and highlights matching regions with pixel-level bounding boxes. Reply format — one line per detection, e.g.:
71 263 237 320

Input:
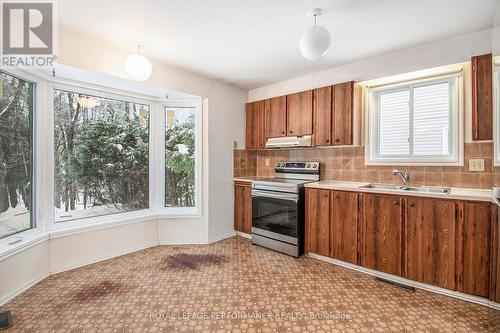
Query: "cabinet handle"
326 139 330 143
409 202 415 207
282 131 285 135
335 138 340 143
394 201 399 206
290 130 293 134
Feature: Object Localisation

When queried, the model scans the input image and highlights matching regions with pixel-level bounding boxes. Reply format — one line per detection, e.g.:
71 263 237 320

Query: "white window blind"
367 73 462 165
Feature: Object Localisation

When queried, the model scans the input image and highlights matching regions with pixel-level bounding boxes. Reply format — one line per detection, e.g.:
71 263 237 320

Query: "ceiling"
58 0 500 90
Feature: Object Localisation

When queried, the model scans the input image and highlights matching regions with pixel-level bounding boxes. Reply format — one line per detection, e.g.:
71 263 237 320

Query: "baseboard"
236 231 251 239
208 232 237 243
308 253 500 311
50 242 158 274
0 271 49 305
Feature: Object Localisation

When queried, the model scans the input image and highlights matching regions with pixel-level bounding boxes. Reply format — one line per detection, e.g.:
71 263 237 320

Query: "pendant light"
125 45 152 81
299 8 331 61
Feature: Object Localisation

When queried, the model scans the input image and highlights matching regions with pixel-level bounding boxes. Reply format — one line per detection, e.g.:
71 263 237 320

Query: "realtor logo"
2 1 53 54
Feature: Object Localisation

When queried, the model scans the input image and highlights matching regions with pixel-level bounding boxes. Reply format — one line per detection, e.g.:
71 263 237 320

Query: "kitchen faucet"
392 169 410 188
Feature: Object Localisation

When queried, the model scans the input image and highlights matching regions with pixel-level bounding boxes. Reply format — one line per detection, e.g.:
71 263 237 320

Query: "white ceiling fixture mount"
125 45 152 81
299 8 331 61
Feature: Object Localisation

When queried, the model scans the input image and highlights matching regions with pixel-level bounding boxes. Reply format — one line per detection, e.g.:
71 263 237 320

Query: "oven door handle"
251 189 298 202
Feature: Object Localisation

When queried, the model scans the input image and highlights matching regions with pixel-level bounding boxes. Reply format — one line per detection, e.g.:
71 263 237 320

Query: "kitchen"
0 1 499 332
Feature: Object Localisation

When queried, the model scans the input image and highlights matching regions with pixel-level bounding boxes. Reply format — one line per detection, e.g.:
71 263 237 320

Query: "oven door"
251 189 299 242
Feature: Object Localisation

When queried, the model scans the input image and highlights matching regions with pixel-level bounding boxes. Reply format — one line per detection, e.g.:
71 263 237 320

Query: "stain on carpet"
162 253 227 270
73 281 126 302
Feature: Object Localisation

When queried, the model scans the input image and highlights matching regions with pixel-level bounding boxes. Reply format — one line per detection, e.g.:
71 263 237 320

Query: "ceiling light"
299 8 331 61
125 45 152 81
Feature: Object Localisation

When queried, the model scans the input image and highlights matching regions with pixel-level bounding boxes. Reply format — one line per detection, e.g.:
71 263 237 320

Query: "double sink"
359 183 451 194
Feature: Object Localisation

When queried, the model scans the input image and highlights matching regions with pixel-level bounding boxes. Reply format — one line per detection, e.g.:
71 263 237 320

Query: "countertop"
305 181 494 203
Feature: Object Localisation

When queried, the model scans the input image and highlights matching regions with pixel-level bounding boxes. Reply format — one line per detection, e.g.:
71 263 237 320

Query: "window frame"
365 70 464 166
48 80 158 231
160 98 203 218
0 69 40 244
494 60 500 166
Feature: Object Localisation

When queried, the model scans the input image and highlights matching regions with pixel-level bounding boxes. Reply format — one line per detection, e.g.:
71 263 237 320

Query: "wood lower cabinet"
234 182 252 234
360 193 403 276
491 204 500 302
405 197 457 289
264 96 287 138
245 101 265 149
286 90 313 136
458 202 491 297
330 191 358 264
305 188 330 256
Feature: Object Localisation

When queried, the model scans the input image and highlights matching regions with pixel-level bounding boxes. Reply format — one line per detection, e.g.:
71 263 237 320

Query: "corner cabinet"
304 188 498 302
234 182 252 234
245 101 265 149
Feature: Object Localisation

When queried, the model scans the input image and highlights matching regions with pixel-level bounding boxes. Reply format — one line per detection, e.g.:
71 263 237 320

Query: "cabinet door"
330 191 358 264
305 188 330 256
312 86 332 146
406 197 456 289
458 202 491 297
332 82 354 145
360 194 403 276
492 205 500 302
245 101 265 149
234 184 252 234
264 96 287 138
471 53 493 140
287 90 313 136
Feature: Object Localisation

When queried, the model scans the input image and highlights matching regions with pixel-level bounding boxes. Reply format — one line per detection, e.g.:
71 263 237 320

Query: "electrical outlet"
469 159 485 172
265 159 270 167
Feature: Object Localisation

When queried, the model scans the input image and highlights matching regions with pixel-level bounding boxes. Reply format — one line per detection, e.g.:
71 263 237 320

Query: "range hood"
266 135 312 148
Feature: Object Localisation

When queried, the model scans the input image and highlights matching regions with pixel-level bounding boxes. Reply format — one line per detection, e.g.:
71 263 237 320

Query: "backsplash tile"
234 142 498 189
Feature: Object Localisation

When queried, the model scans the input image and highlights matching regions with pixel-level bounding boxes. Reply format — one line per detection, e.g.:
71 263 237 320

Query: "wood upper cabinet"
312 86 332 146
405 197 457 289
471 53 493 141
360 193 403 276
332 82 359 145
245 101 265 149
286 90 313 136
330 191 358 264
264 96 287 138
305 188 330 257
457 202 491 298
234 182 252 234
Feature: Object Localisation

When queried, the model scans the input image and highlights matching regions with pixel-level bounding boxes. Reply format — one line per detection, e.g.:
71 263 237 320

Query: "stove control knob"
306 163 311 168
312 163 318 169
275 162 280 168
281 163 286 167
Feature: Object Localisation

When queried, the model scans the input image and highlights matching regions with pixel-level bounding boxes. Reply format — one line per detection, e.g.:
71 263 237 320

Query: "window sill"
49 210 158 238
157 213 203 220
0 230 50 261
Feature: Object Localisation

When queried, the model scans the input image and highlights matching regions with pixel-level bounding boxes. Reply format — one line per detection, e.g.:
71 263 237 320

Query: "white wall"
248 28 498 101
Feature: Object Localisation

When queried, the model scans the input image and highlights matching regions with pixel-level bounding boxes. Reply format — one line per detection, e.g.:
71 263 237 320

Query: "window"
164 103 200 213
366 73 462 165
54 88 150 222
0 71 34 238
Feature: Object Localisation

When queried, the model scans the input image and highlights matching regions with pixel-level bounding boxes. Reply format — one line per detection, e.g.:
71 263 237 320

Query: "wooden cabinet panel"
360 194 403 276
490 204 499 302
245 101 265 149
312 86 332 146
234 183 252 234
406 198 456 289
286 90 313 136
305 188 330 256
264 96 287 138
330 191 358 264
471 53 493 141
458 202 491 297
332 82 355 145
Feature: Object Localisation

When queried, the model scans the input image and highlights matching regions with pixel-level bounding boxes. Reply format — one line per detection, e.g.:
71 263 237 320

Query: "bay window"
366 71 462 165
53 88 150 222
0 71 34 238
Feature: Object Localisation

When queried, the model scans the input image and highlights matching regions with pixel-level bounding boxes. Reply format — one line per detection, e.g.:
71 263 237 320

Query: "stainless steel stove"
251 161 320 257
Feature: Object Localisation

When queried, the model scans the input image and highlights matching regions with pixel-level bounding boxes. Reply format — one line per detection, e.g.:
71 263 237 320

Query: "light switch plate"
469 159 485 172
265 159 270 167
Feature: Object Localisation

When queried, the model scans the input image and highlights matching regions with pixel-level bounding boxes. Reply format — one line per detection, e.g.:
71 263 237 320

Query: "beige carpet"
1 236 499 332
